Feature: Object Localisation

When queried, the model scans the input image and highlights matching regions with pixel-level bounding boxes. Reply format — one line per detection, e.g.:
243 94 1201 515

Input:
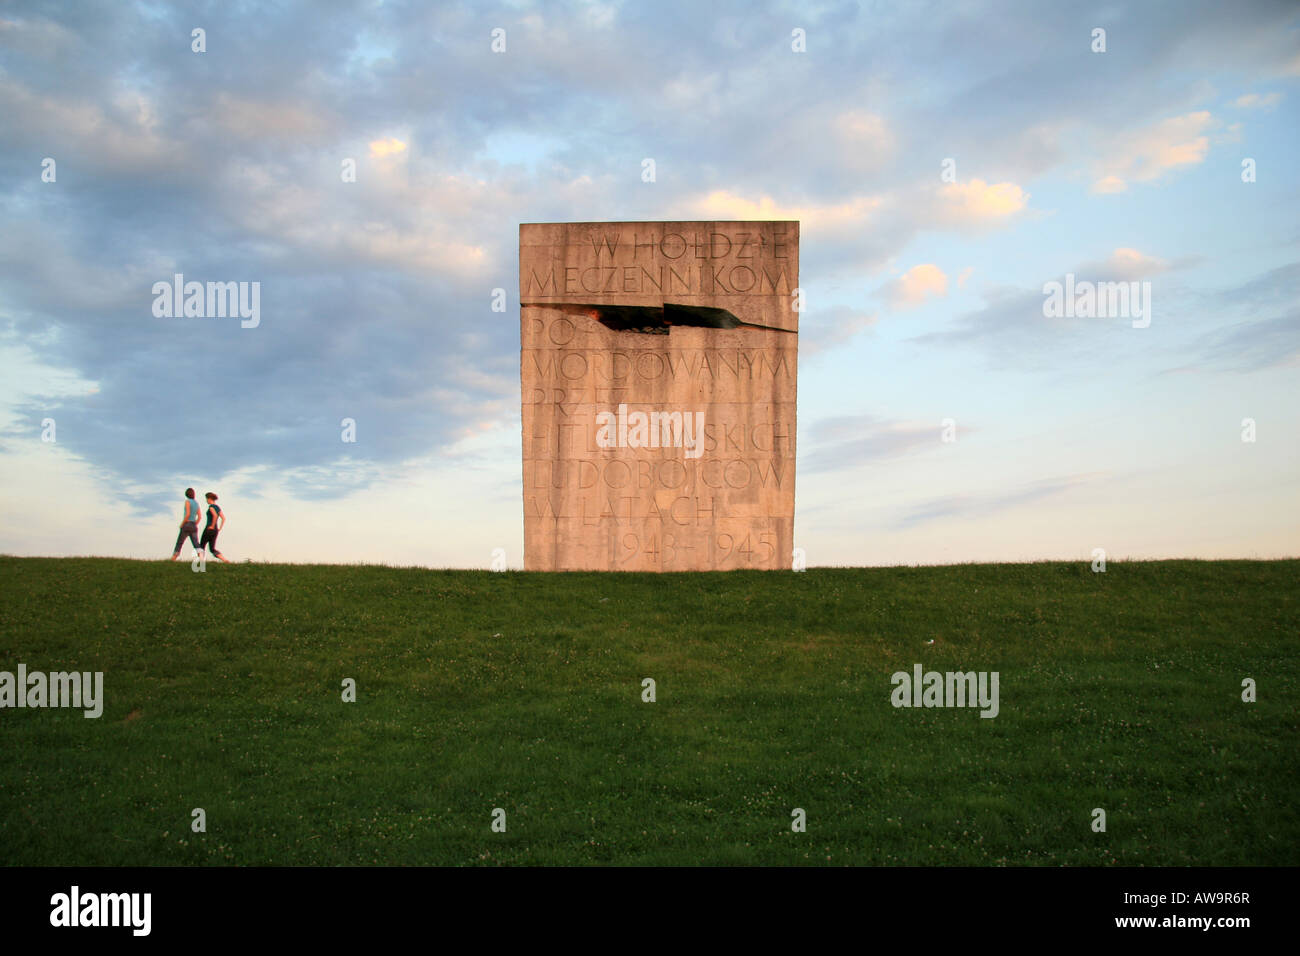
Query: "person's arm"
218 510 226 531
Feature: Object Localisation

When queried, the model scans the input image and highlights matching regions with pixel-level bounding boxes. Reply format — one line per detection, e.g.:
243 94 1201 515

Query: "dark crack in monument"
520 221 798 571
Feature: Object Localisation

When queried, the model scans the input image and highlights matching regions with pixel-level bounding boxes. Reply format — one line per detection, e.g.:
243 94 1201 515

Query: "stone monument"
520 221 798 570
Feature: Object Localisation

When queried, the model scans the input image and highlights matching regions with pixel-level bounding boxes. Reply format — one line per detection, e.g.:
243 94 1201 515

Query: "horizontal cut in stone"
522 301 797 335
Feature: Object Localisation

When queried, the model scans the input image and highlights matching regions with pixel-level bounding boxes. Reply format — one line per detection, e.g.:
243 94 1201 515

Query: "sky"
0 0 1296 568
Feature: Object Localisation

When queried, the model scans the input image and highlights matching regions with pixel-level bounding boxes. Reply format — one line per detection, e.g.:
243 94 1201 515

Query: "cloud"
957 267 974 288
911 247 1191 367
934 178 1029 225
0 14 80 60
800 306 878 356
830 109 895 167
1174 262 1300 372
803 415 968 473
687 177 1028 283
688 189 882 235
369 136 408 158
1091 175 1127 194
1078 247 1171 281
0 76 185 173
1188 311 1300 372
896 473 1103 528
886 264 949 309
213 93 332 143
1091 111 1214 191
1232 92 1282 109
911 286 1047 356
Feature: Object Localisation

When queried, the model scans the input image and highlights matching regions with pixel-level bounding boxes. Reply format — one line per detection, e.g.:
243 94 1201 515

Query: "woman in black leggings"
200 492 231 563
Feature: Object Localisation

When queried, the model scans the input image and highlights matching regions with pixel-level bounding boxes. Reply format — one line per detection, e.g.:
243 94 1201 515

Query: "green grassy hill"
1 556 1295 866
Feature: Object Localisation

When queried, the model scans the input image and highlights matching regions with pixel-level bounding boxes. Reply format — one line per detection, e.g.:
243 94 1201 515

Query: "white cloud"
887 264 949 309
688 190 882 235
934 178 1030 225
1232 92 1282 109
369 136 409 158
1079 247 1170 280
1091 111 1214 191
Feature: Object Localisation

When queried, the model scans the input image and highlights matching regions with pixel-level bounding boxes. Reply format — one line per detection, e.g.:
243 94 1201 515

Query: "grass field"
0 556 1296 866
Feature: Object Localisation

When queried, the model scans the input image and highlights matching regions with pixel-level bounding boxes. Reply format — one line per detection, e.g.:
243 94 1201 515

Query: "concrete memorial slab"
520 221 798 571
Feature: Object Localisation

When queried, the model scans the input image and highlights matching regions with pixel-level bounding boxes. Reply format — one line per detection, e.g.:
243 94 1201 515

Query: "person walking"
171 488 202 560
200 492 230 563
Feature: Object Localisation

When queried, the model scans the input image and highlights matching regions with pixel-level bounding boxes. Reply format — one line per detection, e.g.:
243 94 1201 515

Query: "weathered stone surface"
520 221 798 571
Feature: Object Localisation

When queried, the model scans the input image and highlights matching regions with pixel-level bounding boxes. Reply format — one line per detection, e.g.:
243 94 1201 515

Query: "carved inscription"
520 221 798 571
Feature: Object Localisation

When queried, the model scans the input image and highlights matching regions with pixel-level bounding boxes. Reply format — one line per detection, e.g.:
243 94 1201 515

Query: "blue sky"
0 0 1296 567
